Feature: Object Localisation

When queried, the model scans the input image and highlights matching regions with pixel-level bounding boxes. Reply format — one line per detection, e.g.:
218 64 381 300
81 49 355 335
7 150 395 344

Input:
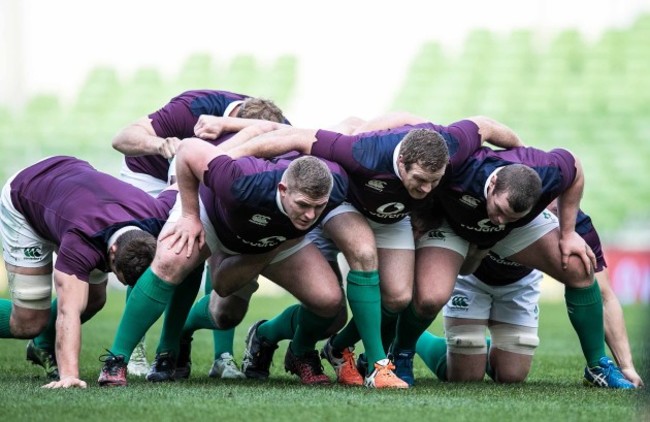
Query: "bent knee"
414 297 447 319
446 325 488 355
11 311 49 338
344 245 378 271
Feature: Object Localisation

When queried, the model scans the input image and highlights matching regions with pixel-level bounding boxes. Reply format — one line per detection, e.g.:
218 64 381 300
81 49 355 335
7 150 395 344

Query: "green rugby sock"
565 280 606 367
394 302 434 351
291 306 337 356
333 270 384 364
110 268 175 361
257 304 301 344
157 266 202 355
416 331 448 381
381 305 399 353
213 327 236 358
0 300 13 338
182 295 215 334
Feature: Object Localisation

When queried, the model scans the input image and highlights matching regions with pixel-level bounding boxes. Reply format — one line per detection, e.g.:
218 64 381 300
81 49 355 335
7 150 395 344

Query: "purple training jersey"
10 156 176 281
474 209 606 286
126 90 250 181
200 154 348 254
436 146 576 248
312 120 482 224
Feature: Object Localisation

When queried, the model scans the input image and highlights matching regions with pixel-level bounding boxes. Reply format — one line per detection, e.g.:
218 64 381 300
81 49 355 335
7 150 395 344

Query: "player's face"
486 189 530 226
398 160 445 199
280 185 329 230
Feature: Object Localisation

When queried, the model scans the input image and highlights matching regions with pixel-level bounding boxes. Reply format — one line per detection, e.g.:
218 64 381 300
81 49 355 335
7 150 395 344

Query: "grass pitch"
0 291 647 421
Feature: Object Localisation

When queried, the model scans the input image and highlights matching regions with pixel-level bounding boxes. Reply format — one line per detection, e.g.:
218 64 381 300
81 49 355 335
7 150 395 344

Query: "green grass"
0 292 647 421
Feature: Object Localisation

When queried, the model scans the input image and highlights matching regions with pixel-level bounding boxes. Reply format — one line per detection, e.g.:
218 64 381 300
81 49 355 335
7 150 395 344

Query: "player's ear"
278 181 287 192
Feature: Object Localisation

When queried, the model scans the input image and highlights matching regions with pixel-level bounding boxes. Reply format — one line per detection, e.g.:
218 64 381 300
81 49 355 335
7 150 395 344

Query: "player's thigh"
323 209 377 270
377 248 414 309
151 236 209 284
414 246 463 312
263 243 342 313
506 228 590 287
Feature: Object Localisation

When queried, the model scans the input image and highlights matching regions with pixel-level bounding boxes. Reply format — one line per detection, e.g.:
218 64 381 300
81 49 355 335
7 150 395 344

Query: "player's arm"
466 116 524 148
556 156 596 274
112 117 180 159
598 269 644 387
350 111 428 134
459 244 490 275
42 270 89 389
194 115 290 140
226 126 319 158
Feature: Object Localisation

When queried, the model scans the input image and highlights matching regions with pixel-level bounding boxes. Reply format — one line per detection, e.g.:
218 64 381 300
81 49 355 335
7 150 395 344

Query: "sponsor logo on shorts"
460 195 480 208
461 218 505 233
365 180 387 192
23 247 43 260
449 294 469 310
368 202 406 219
426 230 446 240
249 214 271 226
486 253 521 267
542 211 552 220
239 235 287 248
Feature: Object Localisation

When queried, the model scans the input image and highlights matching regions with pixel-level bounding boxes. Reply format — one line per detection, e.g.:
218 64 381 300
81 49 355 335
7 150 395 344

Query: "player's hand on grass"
559 231 596 275
163 214 205 258
621 366 644 388
42 376 87 389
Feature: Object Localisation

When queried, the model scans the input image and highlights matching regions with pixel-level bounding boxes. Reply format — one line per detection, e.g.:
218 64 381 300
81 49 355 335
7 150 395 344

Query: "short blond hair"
237 98 285 123
283 156 333 198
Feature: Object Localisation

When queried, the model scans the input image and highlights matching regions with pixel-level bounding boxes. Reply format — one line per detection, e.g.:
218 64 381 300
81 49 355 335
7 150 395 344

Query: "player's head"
279 156 333 230
236 98 285 123
486 164 542 225
109 229 157 286
397 128 449 199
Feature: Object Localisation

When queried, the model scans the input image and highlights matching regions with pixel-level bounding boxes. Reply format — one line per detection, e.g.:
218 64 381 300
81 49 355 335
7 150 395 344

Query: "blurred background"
0 0 649 303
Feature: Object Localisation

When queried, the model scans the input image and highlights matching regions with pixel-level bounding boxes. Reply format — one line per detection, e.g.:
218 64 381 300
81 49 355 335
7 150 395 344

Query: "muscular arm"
194 115 290 140
350 111 428 134
112 117 179 159
42 270 89 389
226 126 319 158
467 116 524 148
556 156 596 273
598 269 644 387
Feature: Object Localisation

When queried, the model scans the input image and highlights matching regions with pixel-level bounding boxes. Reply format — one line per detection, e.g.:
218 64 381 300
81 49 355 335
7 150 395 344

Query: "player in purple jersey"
111 89 287 377
415 207 643 387
396 145 634 388
200 112 524 388
113 89 286 195
0 156 177 389
97 124 348 386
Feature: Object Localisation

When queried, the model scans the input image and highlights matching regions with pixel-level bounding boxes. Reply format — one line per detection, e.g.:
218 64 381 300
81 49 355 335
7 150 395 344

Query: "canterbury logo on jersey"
449 295 469 309
249 214 271 226
365 180 387 192
460 218 505 233
23 247 43 259
459 195 481 208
